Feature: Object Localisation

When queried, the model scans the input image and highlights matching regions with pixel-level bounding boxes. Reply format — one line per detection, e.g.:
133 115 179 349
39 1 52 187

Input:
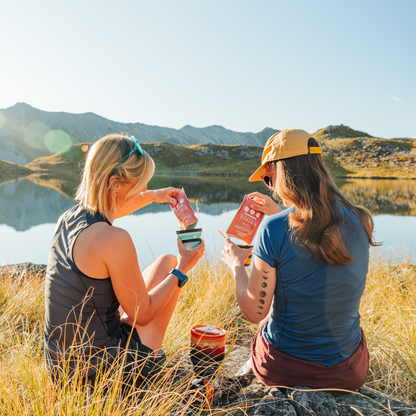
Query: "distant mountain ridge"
0 103 279 164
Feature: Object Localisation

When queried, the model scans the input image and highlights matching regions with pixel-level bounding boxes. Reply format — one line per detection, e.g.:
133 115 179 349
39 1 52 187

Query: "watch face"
178 275 188 288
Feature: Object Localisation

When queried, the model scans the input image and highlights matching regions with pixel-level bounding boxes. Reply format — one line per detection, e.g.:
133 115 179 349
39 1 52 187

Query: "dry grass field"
1 254 416 415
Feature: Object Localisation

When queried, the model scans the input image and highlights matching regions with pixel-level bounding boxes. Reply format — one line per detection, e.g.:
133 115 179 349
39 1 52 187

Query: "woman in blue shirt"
221 129 379 390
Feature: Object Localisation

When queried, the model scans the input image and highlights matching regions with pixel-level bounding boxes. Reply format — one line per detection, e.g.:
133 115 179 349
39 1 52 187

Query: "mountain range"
0 103 278 164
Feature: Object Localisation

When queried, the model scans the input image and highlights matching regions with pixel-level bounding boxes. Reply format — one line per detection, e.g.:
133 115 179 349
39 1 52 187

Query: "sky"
0 0 415 138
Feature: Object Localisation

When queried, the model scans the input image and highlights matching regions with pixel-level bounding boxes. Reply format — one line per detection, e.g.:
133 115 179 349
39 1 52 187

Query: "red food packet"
170 188 198 230
226 195 264 244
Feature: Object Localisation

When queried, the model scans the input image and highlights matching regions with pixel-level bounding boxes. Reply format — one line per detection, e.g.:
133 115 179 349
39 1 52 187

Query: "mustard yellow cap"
249 129 322 182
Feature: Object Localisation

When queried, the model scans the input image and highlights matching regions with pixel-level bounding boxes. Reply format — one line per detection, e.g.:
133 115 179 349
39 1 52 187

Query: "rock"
0 262 46 279
229 378 296 415
332 386 415 416
223 345 252 376
228 382 416 415
218 347 415 416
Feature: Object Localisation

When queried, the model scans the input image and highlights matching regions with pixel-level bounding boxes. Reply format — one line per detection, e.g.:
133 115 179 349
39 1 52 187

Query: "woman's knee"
156 253 177 270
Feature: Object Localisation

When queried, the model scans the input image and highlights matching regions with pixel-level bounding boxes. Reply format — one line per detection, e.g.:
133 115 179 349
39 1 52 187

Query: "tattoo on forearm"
257 269 270 313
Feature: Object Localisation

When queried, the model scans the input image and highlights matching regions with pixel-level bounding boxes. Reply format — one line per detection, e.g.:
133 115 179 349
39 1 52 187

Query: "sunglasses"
111 136 144 174
261 169 275 188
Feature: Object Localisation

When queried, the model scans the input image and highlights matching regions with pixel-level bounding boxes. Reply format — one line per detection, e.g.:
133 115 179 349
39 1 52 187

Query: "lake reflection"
0 174 415 266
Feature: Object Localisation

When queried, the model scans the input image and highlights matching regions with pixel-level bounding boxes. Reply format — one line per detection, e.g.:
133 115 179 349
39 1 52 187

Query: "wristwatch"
169 268 188 288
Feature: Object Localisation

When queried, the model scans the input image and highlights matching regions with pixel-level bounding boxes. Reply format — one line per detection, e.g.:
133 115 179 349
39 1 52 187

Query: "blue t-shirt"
252 205 369 366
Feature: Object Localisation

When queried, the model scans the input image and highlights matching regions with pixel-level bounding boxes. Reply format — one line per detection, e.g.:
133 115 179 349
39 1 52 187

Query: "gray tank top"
44 205 121 376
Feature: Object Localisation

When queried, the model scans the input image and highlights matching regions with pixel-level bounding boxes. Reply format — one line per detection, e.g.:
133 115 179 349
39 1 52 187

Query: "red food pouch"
171 188 198 230
226 195 264 244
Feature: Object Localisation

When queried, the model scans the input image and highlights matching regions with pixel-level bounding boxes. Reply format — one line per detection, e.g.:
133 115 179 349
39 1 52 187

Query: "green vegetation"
312 125 373 141
0 160 32 185
0 159 32 173
144 142 264 176
0 125 414 179
25 142 91 172
1 256 416 414
322 137 416 178
21 135 416 179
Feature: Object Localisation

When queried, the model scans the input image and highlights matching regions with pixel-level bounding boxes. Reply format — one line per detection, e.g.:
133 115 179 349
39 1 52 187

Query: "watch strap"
169 268 188 288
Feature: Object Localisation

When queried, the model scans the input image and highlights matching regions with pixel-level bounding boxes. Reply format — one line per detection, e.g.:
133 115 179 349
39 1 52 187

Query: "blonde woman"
222 129 378 390
44 133 205 386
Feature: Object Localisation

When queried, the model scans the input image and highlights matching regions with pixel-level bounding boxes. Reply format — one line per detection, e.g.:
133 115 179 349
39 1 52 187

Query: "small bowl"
177 228 202 241
182 238 202 249
238 244 253 267
186 222 198 230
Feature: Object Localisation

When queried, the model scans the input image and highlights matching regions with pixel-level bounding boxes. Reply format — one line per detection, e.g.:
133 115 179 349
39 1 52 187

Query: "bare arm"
104 227 204 326
232 256 276 323
114 187 181 218
221 238 276 323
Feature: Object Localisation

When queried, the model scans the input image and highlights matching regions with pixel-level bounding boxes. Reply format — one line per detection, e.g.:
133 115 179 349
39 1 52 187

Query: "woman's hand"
176 238 205 275
248 192 282 216
221 238 252 270
145 187 181 205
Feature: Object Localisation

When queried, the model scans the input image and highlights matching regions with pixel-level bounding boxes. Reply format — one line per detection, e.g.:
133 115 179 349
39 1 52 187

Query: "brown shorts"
251 321 369 391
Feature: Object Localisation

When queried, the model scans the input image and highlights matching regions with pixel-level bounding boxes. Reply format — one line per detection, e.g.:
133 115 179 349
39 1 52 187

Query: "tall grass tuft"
1 254 416 414
361 251 416 403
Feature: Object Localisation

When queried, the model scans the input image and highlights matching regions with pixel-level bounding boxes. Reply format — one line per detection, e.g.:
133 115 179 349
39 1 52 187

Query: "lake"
0 174 415 268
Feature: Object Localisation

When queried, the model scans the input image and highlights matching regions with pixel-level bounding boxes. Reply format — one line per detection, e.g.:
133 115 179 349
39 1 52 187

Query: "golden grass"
361 253 416 402
1 255 416 414
0 261 244 415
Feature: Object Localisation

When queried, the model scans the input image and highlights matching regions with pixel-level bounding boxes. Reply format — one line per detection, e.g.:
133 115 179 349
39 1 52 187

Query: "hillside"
321 136 416 178
24 142 265 176
0 159 33 184
1 124 415 179
312 125 373 140
0 103 278 164
20 135 416 179
0 159 32 174
25 142 91 172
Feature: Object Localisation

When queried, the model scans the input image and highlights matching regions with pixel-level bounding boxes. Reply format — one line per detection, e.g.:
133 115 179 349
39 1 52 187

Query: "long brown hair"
271 138 380 265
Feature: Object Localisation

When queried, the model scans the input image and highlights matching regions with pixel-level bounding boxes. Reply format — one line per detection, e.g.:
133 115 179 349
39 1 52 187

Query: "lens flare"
24 122 50 150
0 111 5 128
81 144 89 152
44 130 72 153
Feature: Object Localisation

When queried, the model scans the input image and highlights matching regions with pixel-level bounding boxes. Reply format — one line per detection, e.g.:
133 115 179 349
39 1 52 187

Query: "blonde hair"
75 133 155 220
271 138 380 266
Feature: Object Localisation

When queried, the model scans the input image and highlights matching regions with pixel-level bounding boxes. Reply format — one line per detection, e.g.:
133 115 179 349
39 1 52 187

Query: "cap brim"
249 164 267 182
